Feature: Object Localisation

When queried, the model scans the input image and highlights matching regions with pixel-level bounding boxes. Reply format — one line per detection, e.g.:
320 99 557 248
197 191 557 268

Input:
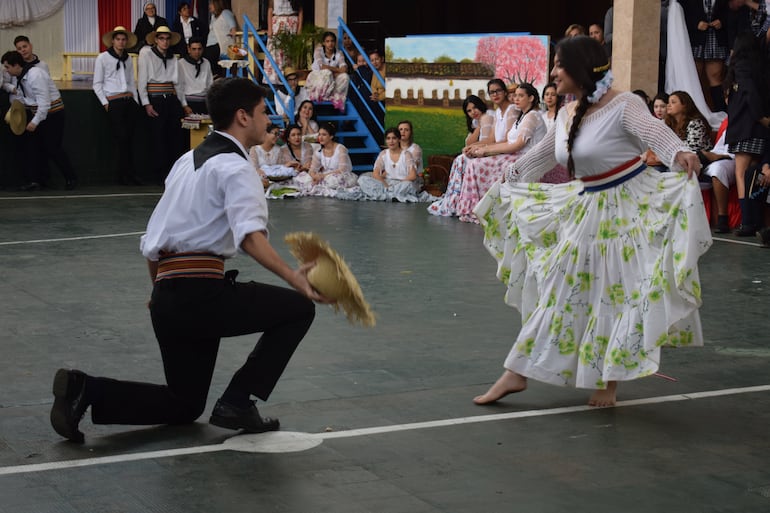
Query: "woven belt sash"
147 82 176 96
107 92 134 101
579 157 646 194
155 252 225 281
30 97 64 114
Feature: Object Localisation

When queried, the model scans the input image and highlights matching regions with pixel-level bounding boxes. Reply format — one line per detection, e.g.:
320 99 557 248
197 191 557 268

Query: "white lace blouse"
279 142 313 168
509 92 691 182
494 103 519 143
373 149 416 181
309 143 353 174
404 143 423 174
507 109 547 153
249 144 282 171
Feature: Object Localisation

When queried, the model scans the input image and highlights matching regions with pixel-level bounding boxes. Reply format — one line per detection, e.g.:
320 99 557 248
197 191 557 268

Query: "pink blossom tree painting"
475 36 549 87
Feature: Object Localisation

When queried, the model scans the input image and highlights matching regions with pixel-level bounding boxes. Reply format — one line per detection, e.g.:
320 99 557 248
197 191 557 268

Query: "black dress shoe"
18 182 41 191
50 369 90 443
757 227 770 248
209 399 280 433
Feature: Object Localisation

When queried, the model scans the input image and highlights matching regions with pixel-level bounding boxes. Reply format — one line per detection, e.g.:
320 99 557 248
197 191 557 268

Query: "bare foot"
473 370 527 404
588 381 617 407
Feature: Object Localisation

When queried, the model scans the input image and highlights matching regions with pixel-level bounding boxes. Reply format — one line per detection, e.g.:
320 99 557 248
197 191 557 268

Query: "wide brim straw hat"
283 66 299 79
4 100 26 136
146 26 182 46
102 26 138 49
285 232 376 327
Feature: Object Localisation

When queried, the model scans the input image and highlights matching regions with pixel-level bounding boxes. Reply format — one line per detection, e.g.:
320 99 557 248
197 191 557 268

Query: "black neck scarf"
152 46 171 69
184 55 202 77
193 132 247 170
108 47 129 70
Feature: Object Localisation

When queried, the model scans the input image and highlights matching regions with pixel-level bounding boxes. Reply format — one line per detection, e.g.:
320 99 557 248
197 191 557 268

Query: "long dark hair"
542 82 563 115
462 95 488 133
664 90 709 140
555 36 610 176
514 83 540 125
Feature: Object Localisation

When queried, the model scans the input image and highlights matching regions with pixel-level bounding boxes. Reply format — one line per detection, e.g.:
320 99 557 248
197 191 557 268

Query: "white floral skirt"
473 168 713 389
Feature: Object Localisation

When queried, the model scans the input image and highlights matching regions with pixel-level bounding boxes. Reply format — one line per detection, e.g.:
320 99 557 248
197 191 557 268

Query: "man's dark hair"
188 36 204 47
1 51 25 67
207 78 266 130
13 35 31 46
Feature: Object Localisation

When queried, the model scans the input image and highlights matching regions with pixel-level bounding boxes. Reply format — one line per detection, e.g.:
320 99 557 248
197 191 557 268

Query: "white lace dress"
474 92 712 389
294 143 358 197
356 149 424 202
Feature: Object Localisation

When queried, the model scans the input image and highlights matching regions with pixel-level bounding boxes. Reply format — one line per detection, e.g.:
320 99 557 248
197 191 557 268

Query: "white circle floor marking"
223 431 324 453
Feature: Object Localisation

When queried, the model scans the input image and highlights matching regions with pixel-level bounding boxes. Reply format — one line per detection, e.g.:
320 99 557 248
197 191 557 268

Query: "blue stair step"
336 130 371 138
347 148 380 154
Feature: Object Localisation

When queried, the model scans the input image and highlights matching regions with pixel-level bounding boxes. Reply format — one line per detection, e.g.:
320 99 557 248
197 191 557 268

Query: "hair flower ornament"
587 69 613 104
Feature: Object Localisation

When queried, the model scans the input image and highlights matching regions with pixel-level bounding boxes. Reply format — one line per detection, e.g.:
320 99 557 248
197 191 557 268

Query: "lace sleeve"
373 150 386 173
502 105 519 139
479 113 495 143
309 151 322 173
509 110 541 144
620 93 691 172
505 126 559 183
408 143 423 172
311 46 324 71
249 146 261 169
336 145 352 173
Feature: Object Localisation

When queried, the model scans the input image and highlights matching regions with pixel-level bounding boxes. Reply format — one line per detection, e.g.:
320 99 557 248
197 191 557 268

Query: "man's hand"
26 121 37 132
145 104 159 117
183 105 193 116
103 103 110 112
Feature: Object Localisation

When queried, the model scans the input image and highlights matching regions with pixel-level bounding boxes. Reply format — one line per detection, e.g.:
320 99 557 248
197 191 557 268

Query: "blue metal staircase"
241 15 384 174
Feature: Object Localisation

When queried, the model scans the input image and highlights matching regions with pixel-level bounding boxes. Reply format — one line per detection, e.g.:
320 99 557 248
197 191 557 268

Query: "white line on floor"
0 232 146 246
711 236 761 247
0 193 161 201
1 384 768 477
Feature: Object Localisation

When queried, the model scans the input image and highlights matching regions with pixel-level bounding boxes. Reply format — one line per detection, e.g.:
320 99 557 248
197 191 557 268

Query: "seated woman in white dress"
397 120 424 176
357 128 422 202
296 100 319 143
249 123 283 187
280 124 313 174
540 82 562 132
294 122 358 196
305 31 349 111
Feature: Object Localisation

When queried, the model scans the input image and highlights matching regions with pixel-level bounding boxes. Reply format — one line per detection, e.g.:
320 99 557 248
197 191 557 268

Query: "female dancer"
306 32 350 111
473 36 709 407
249 123 282 187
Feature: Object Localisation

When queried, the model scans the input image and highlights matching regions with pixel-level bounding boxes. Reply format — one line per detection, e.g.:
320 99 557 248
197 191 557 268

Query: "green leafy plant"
271 24 325 71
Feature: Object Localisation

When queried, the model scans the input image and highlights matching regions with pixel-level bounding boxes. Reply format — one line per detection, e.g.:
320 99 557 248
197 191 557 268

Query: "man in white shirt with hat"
139 25 185 182
176 36 213 115
50 78 329 444
93 26 144 185
1 51 77 191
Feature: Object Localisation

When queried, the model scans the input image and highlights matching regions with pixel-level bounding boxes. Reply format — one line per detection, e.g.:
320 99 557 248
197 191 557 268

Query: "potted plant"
270 24 325 74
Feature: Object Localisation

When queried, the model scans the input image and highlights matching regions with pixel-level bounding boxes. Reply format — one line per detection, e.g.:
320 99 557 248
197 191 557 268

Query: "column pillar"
611 0 661 95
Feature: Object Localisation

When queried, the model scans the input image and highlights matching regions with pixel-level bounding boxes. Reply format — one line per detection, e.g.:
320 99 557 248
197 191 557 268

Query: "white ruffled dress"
474 92 713 389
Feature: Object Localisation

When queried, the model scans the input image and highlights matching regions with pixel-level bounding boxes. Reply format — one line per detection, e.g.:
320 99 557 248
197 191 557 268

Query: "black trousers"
23 109 77 185
204 44 224 78
106 97 142 182
147 94 185 181
91 273 315 425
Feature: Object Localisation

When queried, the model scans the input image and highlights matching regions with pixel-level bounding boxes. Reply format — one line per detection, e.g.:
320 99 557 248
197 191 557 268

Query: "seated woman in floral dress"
458 83 569 223
294 122 358 196
306 31 349 111
356 128 423 202
427 80 516 217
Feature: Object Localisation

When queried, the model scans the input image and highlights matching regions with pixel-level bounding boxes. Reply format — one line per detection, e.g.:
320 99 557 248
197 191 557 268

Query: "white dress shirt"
140 131 269 260
6 66 62 126
138 48 179 105
93 51 138 106
176 57 213 106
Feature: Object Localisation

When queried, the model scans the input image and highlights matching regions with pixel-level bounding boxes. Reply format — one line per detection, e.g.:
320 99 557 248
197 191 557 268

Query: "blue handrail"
242 14 295 123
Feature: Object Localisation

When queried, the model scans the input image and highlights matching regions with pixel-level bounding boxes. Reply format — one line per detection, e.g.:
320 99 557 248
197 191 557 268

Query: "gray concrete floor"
1 187 769 512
